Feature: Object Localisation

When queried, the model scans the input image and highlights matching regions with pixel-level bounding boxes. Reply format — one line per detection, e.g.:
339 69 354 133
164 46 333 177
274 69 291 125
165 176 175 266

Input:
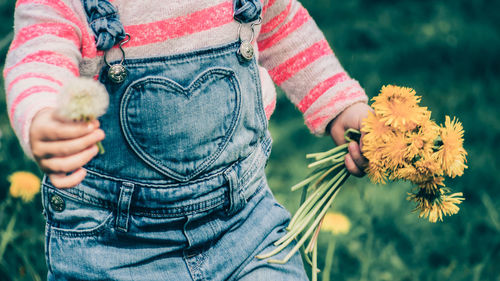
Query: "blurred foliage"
0 0 499 280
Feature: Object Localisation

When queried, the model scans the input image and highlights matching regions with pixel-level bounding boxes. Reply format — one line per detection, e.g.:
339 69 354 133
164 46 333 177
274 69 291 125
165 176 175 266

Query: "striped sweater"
4 0 367 157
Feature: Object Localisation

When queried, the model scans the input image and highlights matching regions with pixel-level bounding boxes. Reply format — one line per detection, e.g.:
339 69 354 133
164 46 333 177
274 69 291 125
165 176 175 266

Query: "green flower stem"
0 197 12 225
0 201 20 262
312 162 345 188
300 245 314 267
288 166 347 230
312 240 318 281
307 151 347 169
96 141 105 154
322 238 336 281
291 172 323 191
344 128 361 143
305 217 324 253
273 179 335 250
265 172 347 264
260 175 343 261
287 179 332 231
287 168 345 232
306 143 348 160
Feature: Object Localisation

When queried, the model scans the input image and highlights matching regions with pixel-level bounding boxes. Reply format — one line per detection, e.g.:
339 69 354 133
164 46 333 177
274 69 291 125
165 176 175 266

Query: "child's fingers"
33 129 105 159
39 120 97 141
39 145 99 174
329 123 347 146
30 108 98 142
49 168 87 189
348 141 368 171
345 154 365 177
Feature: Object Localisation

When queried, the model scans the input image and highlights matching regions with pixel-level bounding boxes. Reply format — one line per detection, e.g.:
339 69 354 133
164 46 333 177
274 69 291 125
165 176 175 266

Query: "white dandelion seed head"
57 77 109 121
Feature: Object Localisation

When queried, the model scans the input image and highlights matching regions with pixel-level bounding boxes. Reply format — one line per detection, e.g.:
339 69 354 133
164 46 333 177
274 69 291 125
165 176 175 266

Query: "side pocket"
43 183 113 238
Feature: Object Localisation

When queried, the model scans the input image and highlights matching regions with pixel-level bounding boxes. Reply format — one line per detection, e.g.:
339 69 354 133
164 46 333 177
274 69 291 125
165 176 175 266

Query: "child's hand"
29 108 105 188
328 102 373 177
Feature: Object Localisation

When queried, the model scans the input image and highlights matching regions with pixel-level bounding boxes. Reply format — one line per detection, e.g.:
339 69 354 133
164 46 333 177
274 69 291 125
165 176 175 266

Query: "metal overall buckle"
237 17 262 61
103 34 131 84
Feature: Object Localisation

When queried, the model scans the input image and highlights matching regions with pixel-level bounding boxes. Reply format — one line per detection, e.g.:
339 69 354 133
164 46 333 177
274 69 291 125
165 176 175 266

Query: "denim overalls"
41 1 308 280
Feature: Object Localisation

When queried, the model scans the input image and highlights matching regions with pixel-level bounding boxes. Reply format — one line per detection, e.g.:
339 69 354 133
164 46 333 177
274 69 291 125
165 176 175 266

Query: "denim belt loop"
223 166 245 216
115 182 135 232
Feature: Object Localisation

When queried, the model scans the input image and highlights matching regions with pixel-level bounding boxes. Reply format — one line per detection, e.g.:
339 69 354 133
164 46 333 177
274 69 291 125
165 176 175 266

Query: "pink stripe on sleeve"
258 6 310 51
264 98 277 119
268 39 332 85
124 1 233 48
305 87 366 130
4 50 79 77
261 0 292 34
16 0 96 58
9 22 80 51
9 86 58 119
297 72 349 113
7 73 63 93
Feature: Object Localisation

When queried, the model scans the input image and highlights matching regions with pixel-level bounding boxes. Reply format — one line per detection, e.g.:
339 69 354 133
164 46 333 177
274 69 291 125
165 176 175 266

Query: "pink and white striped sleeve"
3 0 86 157
257 0 368 135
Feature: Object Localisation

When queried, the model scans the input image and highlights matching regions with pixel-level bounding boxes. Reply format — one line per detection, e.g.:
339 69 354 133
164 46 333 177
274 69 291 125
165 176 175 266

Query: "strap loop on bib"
233 0 262 23
82 0 126 51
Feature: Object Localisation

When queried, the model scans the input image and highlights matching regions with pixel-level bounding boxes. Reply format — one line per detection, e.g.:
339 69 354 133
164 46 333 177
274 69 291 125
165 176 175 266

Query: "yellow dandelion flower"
414 157 443 179
408 188 464 223
322 212 351 235
366 161 387 184
361 111 394 142
381 133 409 169
393 163 418 181
361 139 385 165
8 172 41 203
438 192 464 216
417 176 445 193
405 119 440 158
433 116 468 178
371 85 428 131
405 133 425 159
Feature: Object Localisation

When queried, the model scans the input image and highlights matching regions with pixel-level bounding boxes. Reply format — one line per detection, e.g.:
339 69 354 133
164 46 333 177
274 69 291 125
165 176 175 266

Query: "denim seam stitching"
249 59 267 129
44 183 114 210
49 212 113 238
132 196 226 217
45 222 53 273
116 187 127 232
85 165 227 187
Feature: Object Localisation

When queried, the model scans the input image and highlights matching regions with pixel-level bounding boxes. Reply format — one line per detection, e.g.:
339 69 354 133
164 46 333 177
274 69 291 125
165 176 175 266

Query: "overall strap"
81 0 126 51
233 0 263 23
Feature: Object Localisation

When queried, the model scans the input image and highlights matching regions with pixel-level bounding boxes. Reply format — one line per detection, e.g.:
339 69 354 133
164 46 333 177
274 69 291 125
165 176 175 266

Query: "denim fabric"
81 0 126 50
42 41 308 280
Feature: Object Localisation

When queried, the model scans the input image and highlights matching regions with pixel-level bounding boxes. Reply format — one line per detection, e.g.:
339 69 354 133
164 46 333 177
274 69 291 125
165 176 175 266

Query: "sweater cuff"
303 79 368 136
18 101 57 159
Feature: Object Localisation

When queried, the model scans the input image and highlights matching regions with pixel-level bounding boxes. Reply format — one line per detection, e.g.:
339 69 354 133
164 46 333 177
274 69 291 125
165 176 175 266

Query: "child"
4 0 371 280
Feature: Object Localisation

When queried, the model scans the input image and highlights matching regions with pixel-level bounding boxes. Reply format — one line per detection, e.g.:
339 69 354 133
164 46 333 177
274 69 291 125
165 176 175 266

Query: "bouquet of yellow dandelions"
256 85 467 280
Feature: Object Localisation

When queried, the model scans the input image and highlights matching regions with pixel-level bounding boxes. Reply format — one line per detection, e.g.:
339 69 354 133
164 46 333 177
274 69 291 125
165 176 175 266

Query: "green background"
0 0 499 280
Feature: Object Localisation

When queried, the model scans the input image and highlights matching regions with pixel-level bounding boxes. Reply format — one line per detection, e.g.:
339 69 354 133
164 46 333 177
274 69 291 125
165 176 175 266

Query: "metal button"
50 194 65 212
238 41 254 61
108 64 127 83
